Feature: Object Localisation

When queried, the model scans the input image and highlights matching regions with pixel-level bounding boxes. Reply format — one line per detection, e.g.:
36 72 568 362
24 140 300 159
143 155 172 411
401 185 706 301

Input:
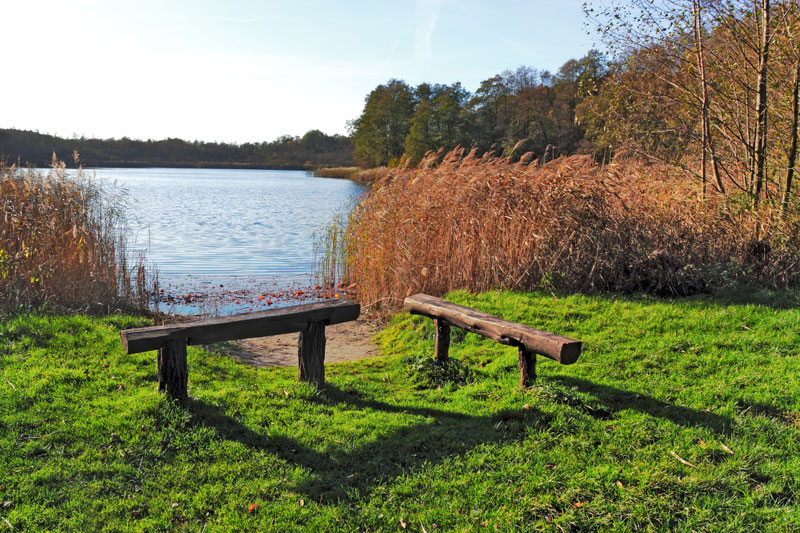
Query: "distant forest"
0 128 354 169
348 51 606 168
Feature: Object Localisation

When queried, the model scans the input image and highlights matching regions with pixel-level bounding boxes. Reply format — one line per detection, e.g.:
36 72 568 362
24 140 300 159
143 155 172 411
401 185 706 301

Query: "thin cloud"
414 0 445 69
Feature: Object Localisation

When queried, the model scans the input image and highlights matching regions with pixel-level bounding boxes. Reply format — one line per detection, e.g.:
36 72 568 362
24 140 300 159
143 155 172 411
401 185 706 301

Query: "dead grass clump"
1 161 149 313
340 150 800 308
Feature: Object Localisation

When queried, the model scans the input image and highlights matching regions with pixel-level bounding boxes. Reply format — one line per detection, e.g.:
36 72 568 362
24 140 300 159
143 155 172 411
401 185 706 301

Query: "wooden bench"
120 300 360 401
403 294 581 387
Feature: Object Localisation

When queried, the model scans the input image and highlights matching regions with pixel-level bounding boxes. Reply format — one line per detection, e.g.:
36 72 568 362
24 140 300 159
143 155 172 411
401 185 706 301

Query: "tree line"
350 1 799 211
348 50 607 167
581 0 799 209
0 128 353 170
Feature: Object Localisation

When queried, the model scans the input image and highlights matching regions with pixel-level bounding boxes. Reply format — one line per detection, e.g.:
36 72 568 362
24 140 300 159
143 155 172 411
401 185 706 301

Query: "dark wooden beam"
403 294 581 365
434 318 450 362
298 321 326 385
121 300 360 354
518 347 536 387
158 339 188 402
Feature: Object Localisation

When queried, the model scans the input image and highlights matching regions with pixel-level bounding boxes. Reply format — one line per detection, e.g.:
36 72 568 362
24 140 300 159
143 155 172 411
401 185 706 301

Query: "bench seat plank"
121 300 360 354
403 294 580 364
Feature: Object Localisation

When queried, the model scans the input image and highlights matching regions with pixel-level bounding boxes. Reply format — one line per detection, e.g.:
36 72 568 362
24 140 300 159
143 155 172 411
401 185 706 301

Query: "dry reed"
337 150 800 309
0 160 150 313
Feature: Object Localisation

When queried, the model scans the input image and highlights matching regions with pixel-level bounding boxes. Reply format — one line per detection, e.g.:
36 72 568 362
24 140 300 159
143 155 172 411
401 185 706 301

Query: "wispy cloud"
414 0 445 69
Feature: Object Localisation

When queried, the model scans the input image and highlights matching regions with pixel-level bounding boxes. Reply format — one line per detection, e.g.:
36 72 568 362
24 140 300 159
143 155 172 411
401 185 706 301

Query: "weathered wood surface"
518 347 537 387
121 300 360 354
403 294 581 365
434 318 450 362
298 321 326 385
158 339 188 402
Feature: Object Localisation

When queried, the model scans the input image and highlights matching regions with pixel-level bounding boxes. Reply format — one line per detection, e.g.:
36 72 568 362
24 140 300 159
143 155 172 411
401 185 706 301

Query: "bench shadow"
549 375 734 435
186 385 553 504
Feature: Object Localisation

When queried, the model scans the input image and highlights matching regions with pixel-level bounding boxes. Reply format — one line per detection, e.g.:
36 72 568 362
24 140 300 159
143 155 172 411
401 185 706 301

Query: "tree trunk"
693 0 725 196
158 339 188 402
783 57 800 214
753 0 771 208
298 321 326 385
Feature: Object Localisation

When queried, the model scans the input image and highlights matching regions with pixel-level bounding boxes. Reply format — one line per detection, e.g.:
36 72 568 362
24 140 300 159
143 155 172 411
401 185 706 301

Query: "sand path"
224 317 382 368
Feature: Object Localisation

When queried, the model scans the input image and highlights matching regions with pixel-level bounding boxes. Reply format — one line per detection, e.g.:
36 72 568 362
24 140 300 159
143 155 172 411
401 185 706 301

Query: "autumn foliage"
341 149 800 308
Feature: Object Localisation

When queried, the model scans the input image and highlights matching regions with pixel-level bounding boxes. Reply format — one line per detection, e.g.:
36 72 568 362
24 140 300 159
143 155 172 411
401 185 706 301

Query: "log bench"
403 294 581 387
120 300 360 401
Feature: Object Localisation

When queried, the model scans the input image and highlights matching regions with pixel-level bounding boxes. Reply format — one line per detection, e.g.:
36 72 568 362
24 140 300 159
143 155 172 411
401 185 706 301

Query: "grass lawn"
1 290 799 531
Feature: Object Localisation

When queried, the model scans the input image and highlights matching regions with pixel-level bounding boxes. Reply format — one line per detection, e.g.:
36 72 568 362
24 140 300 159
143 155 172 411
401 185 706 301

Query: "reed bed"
314 166 388 183
0 161 149 313
336 149 800 309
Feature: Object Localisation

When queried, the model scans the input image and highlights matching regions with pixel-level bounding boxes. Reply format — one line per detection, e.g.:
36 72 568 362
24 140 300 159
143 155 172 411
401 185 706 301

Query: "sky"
2 0 592 144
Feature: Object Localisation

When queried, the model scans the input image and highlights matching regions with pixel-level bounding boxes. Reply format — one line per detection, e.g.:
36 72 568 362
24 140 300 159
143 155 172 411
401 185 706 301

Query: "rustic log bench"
403 294 581 387
120 300 360 401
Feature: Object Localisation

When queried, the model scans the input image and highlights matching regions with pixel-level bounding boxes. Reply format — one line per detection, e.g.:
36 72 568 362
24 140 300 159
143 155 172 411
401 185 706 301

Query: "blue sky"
2 0 592 143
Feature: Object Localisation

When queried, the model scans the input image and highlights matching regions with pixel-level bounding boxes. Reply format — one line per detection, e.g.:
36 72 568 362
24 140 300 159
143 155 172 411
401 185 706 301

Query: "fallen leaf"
523 403 531 410
720 442 734 455
248 503 258 513
572 502 586 508
400 518 407 529
2 501 12 508
171 502 179 508
698 439 707 448
669 450 698 468
616 480 624 489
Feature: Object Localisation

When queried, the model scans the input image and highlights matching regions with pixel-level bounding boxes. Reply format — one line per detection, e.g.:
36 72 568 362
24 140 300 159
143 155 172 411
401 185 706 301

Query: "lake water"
86 168 365 314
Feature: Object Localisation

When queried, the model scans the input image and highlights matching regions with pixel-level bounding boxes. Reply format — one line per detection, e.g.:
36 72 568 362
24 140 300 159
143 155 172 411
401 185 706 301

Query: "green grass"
1 290 800 531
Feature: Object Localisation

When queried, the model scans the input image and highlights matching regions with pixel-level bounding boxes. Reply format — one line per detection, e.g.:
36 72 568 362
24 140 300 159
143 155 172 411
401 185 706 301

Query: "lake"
86 167 366 314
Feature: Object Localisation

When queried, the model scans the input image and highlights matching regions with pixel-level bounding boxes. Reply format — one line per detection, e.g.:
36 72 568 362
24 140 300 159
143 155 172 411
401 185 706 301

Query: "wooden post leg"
298 321 326 385
434 318 450 362
158 339 188 402
518 347 536 388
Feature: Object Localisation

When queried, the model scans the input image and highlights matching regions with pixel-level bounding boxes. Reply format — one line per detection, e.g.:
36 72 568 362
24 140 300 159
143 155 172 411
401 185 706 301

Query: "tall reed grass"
314 166 388 183
1 160 150 313
333 149 800 309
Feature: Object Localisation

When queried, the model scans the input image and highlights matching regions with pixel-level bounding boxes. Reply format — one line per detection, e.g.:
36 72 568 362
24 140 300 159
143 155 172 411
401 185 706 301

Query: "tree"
350 80 417 167
404 83 471 164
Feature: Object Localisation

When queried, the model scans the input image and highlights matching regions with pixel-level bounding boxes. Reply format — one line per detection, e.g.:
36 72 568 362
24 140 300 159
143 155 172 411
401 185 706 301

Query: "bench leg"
158 339 188 402
434 319 450 362
298 321 326 385
518 347 537 388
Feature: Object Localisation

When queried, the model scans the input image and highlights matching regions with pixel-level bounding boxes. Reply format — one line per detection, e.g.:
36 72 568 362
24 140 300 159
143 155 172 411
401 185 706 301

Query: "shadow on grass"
186 385 552 503
550 376 733 435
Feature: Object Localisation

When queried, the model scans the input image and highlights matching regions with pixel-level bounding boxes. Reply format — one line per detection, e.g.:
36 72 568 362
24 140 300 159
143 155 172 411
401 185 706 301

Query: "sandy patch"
224 317 382 368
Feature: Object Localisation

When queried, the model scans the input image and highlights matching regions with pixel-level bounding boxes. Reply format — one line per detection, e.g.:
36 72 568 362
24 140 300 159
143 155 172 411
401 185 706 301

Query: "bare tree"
752 0 771 208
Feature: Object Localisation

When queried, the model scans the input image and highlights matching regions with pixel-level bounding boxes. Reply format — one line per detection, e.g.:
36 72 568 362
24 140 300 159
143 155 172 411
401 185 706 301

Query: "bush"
400 353 475 388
